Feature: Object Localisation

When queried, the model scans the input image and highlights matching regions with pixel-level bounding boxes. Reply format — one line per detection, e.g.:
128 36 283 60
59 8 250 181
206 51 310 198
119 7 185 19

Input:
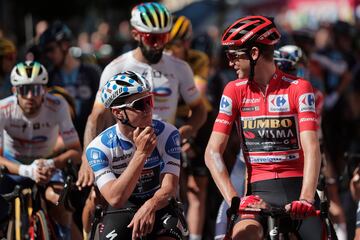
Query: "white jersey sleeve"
178 60 201 105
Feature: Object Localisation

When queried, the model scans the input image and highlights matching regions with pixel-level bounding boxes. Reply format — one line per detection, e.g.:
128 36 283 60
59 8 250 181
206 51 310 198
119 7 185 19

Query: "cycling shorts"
99 201 184 240
237 177 323 240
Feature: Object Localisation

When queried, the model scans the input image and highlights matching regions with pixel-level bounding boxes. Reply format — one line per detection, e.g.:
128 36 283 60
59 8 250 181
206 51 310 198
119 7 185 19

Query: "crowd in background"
1 1 360 239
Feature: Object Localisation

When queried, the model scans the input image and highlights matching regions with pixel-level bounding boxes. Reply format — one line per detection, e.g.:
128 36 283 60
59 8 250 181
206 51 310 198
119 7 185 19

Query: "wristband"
45 159 55 168
19 164 35 180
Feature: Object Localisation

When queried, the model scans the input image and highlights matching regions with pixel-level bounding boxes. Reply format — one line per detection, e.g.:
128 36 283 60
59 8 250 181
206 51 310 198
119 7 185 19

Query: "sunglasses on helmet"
112 94 154 111
16 84 44 97
139 32 169 47
225 49 249 62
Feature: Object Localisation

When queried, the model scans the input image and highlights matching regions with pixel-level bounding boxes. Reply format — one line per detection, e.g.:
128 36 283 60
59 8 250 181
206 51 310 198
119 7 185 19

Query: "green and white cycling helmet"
10 61 48 86
101 71 150 108
130 2 172 33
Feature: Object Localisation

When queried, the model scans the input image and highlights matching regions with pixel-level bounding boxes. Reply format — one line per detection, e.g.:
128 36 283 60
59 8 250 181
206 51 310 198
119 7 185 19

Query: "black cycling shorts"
237 177 323 240
99 201 184 240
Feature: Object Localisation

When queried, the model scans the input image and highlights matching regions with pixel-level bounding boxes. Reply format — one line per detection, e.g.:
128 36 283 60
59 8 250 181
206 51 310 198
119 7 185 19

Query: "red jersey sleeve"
213 81 239 135
294 80 317 132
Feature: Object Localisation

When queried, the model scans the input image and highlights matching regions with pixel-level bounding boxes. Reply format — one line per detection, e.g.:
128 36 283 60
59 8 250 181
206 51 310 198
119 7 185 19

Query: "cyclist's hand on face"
133 127 157 156
287 200 316 219
127 202 156 239
76 156 95 190
240 195 268 209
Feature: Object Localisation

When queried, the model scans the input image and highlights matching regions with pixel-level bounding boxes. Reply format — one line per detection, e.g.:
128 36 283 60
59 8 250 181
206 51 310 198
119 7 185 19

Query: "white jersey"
0 94 79 164
86 119 181 203
96 50 200 124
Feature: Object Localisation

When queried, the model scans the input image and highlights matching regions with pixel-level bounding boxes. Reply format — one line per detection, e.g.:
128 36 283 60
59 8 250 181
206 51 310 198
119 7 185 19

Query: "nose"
25 89 34 99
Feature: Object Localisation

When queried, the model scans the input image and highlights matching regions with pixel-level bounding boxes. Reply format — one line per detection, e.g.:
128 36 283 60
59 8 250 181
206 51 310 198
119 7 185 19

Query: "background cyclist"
205 16 322 240
86 71 183 239
166 15 212 240
0 61 82 239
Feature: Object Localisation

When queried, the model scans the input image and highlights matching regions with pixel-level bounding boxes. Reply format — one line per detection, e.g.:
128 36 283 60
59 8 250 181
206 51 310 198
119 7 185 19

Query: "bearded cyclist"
205 16 322 240
0 61 82 239
86 71 183 239
77 2 206 237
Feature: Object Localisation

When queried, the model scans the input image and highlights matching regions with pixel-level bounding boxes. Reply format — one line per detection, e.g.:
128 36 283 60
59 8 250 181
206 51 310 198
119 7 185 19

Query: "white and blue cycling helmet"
101 71 150 108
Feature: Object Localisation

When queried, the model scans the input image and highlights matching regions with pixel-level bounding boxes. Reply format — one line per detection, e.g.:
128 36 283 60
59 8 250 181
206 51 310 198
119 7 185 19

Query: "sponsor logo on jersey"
242 98 260 104
299 93 315 112
300 117 317 123
235 80 248 86
241 106 259 112
101 127 117 148
281 76 299 84
165 131 181 159
219 95 232 116
87 148 108 171
152 87 172 97
249 153 300 163
152 120 165 135
268 94 290 112
241 116 299 152
215 118 231 126
13 136 48 145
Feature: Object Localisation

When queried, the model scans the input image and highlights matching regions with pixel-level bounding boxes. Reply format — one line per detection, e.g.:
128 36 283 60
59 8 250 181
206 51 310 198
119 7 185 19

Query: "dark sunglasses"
225 49 249 62
16 84 44 97
112 94 154 111
139 32 169 47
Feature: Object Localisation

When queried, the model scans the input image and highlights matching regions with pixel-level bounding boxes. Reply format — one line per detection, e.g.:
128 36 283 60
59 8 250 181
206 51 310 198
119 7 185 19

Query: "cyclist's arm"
0 155 21 175
205 131 238 206
143 173 178 211
95 150 148 208
299 130 321 203
181 98 207 138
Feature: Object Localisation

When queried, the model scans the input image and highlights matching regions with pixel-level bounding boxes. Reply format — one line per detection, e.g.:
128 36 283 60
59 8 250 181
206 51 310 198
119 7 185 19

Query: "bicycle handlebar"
238 207 321 217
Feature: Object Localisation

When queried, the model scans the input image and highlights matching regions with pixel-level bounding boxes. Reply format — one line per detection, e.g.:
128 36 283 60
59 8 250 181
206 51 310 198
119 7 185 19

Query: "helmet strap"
117 109 136 129
246 47 260 81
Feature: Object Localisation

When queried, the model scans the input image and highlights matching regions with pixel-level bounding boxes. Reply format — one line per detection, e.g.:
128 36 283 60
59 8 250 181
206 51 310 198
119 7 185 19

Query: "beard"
139 41 163 64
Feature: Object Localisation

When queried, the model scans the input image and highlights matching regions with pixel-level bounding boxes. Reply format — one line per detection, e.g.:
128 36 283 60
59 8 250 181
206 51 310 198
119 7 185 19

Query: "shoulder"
162 52 191 70
0 95 16 110
152 119 178 137
224 79 247 91
86 125 117 154
43 93 67 111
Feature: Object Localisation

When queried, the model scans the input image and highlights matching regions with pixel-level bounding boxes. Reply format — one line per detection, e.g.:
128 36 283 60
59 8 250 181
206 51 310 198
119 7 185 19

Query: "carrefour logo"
299 93 315 112
268 94 290 112
152 87 172 97
219 95 232 116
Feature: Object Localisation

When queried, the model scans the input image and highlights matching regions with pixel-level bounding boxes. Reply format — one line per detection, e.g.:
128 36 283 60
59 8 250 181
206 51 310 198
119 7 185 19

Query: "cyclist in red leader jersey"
204 16 322 239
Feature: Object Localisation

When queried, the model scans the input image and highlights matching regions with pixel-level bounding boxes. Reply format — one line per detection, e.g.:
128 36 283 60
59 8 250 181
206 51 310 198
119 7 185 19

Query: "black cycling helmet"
39 21 73 49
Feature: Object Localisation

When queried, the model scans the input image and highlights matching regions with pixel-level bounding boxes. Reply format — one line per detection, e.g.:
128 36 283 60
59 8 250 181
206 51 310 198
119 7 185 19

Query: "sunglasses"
225 49 249 62
139 32 169 47
112 94 154 111
16 84 44 97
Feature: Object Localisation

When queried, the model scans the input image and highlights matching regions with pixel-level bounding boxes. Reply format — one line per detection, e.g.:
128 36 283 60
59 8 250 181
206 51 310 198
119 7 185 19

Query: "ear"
131 30 141 41
12 86 17 95
250 46 260 61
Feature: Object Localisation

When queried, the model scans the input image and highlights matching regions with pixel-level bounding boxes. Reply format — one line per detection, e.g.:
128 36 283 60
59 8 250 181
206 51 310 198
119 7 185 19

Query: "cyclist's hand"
127 202 156 239
76 156 94 190
133 126 157 156
240 195 267 209
287 200 316 219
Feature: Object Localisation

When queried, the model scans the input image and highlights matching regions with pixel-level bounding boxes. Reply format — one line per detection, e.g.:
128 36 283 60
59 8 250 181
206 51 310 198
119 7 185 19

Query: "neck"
117 121 134 141
133 47 149 64
253 60 276 88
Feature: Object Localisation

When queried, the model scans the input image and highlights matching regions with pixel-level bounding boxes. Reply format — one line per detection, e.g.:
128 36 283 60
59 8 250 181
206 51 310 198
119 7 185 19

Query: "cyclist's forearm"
101 151 148 208
0 156 20 175
145 174 178 211
205 148 237 205
300 132 321 202
186 100 207 133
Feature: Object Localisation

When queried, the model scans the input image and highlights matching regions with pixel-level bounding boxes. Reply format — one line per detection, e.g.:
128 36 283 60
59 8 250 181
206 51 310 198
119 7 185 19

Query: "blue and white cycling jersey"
86 119 181 203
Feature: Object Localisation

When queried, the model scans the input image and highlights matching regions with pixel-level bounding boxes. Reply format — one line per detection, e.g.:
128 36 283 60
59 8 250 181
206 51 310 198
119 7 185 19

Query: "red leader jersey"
213 69 318 183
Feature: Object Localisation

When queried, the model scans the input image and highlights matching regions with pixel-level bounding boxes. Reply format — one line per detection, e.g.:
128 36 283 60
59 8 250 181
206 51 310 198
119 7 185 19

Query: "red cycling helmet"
222 16 281 48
